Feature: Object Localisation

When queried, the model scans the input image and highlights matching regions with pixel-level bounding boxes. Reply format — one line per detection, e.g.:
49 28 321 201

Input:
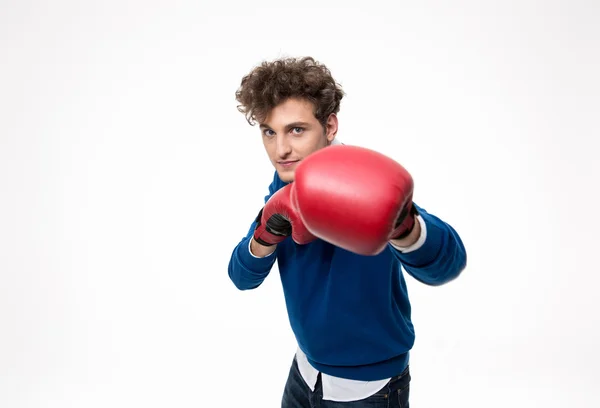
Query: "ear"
325 113 339 144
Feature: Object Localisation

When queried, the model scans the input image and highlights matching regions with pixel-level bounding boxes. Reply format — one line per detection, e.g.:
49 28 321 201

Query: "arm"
227 172 316 290
291 144 467 285
227 174 280 290
228 220 278 290
389 203 467 286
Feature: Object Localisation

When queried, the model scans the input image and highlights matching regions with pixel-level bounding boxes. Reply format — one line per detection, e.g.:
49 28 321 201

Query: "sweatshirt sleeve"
227 173 282 290
389 203 467 286
228 221 278 290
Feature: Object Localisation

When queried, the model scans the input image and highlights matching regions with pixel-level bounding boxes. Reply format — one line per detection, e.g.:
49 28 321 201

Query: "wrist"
250 237 277 258
389 214 420 247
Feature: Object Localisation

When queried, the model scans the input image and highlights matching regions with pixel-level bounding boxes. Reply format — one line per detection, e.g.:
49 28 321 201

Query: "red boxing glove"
292 145 417 256
253 183 317 246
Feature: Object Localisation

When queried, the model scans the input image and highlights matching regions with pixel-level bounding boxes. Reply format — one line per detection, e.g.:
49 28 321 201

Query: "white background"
1 0 599 406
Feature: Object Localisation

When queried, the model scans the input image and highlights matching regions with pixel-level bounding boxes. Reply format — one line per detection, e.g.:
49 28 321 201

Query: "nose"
275 134 292 159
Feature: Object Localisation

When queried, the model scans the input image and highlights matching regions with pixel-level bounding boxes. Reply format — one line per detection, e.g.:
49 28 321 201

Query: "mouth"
278 160 300 167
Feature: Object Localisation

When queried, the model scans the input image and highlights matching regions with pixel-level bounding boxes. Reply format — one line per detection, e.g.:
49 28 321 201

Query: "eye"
263 129 275 137
291 127 304 134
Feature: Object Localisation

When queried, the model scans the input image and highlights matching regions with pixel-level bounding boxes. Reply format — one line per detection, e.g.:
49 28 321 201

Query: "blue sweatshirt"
228 171 467 381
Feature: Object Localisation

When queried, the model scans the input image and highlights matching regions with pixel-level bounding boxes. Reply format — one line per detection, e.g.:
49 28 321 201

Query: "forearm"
227 174 286 290
390 205 466 286
228 229 277 290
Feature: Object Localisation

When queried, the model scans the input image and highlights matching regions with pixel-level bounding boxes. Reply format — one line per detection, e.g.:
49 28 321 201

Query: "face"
259 97 338 183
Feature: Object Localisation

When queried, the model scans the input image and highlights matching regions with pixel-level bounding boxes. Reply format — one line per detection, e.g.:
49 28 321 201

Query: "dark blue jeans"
281 356 410 408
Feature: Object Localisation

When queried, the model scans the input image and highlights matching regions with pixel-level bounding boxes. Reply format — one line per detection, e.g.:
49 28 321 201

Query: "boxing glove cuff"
253 209 291 246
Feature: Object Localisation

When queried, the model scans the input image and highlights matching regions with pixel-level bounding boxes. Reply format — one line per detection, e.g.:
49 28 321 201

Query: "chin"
277 169 295 183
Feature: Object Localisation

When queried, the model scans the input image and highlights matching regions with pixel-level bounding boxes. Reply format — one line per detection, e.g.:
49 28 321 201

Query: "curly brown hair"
235 56 345 128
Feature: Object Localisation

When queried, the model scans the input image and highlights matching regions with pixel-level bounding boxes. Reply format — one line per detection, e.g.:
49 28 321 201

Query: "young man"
228 56 467 407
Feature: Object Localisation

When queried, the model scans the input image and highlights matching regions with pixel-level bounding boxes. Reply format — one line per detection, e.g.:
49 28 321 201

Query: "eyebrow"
259 121 312 131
